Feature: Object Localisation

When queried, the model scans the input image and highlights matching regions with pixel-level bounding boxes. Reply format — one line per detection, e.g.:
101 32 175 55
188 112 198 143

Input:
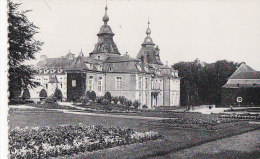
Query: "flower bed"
9 124 161 158
219 113 260 120
140 118 242 131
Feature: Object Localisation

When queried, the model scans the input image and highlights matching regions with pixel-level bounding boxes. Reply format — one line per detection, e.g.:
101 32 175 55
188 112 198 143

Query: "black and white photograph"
1 0 260 158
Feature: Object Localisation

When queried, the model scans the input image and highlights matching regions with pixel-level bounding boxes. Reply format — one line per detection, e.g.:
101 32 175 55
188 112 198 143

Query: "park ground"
8 105 260 159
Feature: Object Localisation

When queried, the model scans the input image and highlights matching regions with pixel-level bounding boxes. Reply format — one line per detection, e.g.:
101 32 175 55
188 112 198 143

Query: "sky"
15 0 260 70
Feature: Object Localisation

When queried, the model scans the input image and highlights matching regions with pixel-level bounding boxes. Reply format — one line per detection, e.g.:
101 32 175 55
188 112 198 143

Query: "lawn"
8 109 260 158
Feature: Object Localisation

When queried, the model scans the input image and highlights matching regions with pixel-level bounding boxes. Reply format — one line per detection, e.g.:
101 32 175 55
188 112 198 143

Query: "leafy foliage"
104 92 112 104
173 59 241 106
22 89 30 100
45 95 57 104
54 88 62 101
39 89 47 98
111 96 119 104
118 96 126 104
9 125 161 158
89 91 96 102
133 100 141 109
8 1 43 100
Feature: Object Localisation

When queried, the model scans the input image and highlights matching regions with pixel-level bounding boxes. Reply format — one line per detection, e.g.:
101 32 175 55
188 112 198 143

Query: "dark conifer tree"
8 1 43 100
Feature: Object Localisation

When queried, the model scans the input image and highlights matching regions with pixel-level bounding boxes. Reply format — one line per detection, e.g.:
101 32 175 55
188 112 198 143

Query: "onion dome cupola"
136 19 163 66
142 19 155 46
90 4 120 56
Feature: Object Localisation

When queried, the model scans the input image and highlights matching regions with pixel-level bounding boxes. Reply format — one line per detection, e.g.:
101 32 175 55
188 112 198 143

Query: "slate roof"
136 46 163 65
223 63 260 88
36 57 75 68
67 56 88 71
229 63 255 79
105 55 138 63
230 71 260 79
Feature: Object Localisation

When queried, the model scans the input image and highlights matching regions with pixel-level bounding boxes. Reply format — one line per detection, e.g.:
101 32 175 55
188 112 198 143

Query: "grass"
9 109 260 159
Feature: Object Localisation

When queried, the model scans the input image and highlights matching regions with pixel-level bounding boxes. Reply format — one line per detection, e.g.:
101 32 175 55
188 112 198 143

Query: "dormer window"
44 69 49 74
50 69 55 73
58 69 63 73
97 56 100 60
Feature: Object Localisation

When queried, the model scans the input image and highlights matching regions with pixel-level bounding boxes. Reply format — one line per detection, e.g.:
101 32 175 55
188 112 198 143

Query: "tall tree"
173 59 240 106
8 1 43 100
173 59 203 106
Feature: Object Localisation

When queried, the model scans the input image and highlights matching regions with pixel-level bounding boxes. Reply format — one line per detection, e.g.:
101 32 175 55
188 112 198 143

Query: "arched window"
145 77 149 90
98 77 102 92
88 76 93 91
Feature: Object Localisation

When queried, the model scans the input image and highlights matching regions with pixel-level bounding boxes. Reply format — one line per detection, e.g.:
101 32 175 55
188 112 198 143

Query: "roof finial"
103 0 109 24
146 17 151 36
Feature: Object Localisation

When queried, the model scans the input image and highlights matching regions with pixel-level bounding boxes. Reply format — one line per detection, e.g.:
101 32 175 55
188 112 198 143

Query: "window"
72 80 76 87
138 76 142 89
116 77 122 90
98 77 102 92
89 76 93 91
145 93 148 105
97 56 100 60
145 77 149 89
139 93 142 103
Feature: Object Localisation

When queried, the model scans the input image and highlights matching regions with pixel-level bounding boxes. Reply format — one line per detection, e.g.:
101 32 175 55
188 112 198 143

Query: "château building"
30 5 181 108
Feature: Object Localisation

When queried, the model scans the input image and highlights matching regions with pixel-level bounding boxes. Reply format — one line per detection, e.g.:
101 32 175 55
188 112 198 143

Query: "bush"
54 88 62 101
90 91 96 102
142 104 148 109
124 100 132 109
45 95 57 104
133 100 141 109
22 89 30 100
86 91 91 98
104 92 112 104
96 96 104 104
39 89 47 98
118 96 126 104
101 99 109 105
112 96 119 104
80 95 90 105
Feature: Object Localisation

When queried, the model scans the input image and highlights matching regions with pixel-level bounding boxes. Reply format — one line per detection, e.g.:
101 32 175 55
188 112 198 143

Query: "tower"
90 4 120 60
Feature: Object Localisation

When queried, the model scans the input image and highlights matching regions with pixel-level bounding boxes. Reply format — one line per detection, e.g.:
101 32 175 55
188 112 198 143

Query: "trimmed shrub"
39 89 47 98
104 92 112 104
96 96 104 104
112 96 119 104
80 95 90 105
54 88 62 101
86 91 91 98
22 89 30 100
124 100 132 109
142 104 148 109
90 91 96 102
133 100 141 109
118 96 126 105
